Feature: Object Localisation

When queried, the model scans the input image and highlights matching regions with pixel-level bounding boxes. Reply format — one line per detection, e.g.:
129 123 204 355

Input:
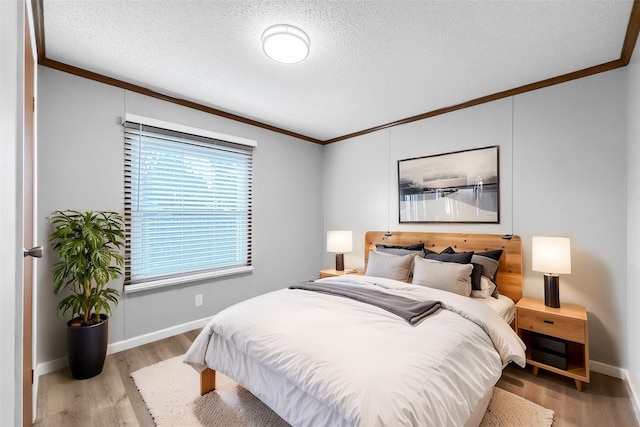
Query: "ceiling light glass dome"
262 24 310 64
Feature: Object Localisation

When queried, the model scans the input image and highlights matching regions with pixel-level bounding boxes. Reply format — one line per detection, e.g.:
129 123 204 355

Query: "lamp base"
544 274 560 308
335 253 344 271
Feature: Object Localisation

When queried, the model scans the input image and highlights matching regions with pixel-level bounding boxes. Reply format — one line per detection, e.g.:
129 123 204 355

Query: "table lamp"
532 236 572 308
326 230 352 271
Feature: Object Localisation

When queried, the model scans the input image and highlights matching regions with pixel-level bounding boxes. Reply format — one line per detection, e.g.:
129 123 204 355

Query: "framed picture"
398 145 499 223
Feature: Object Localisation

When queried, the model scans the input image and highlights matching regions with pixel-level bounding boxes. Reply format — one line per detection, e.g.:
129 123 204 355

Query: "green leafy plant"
50 210 125 326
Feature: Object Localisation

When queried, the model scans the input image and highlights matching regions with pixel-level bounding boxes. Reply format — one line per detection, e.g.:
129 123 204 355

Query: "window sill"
124 266 254 294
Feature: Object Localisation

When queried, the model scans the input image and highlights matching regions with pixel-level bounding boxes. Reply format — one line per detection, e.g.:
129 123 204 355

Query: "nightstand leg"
575 379 583 392
532 366 539 377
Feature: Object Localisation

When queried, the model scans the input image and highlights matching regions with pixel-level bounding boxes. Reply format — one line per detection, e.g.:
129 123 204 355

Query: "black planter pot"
66 314 109 380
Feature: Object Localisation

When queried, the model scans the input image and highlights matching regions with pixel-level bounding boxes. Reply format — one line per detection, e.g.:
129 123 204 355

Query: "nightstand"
319 269 362 278
516 297 589 391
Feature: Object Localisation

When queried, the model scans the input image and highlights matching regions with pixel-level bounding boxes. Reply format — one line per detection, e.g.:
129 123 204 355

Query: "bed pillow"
412 257 473 296
470 249 503 297
444 248 502 295
376 245 423 276
470 262 484 291
474 249 503 278
471 276 497 299
422 249 477 290
376 242 425 252
475 249 504 261
365 250 414 282
471 254 500 281
422 250 473 264
423 246 456 255
376 245 423 259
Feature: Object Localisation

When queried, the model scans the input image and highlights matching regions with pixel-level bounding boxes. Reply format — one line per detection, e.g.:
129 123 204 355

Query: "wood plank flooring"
498 365 638 427
34 330 639 427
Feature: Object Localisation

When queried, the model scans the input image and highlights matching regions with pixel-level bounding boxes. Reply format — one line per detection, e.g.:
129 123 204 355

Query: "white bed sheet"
185 275 525 427
474 294 516 324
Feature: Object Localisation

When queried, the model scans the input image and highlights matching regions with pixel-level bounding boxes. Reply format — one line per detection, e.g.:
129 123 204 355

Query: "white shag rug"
131 356 554 427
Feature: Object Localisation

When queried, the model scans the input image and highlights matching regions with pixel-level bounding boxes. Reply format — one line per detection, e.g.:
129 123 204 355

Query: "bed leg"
200 368 216 396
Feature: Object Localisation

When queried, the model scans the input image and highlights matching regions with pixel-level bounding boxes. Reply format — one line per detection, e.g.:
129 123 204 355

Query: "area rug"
132 356 554 427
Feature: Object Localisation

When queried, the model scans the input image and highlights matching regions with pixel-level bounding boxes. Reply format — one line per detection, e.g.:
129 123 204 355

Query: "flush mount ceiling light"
262 24 310 64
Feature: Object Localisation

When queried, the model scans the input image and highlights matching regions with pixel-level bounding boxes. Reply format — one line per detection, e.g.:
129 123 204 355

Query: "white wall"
324 69 628 369
0 2 24 426
627 52 640 416
36 67 324 367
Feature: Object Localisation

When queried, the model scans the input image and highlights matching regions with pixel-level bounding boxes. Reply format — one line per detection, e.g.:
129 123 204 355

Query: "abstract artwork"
398 146 499 223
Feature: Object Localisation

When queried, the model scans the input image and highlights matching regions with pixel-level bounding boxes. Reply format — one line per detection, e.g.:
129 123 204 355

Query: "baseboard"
624 370 640 425
590 360 625 379
36 356 67 377
36 316 213 377
590 361 640 424
107 316 213 354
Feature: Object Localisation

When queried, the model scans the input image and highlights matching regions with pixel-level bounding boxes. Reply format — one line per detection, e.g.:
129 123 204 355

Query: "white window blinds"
123 118 254 290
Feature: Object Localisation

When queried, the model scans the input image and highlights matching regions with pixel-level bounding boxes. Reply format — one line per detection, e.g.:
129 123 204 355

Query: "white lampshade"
327 230 352 253
532 236 572 275
262 24 310 64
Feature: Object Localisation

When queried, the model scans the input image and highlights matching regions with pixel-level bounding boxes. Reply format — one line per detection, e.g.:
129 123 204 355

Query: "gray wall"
514 73 627 369
36 67 324 365
323 69 628 370
34 52 638 410
627 52 640 413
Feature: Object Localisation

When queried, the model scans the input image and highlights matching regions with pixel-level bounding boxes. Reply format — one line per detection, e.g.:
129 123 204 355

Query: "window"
123 115 255 292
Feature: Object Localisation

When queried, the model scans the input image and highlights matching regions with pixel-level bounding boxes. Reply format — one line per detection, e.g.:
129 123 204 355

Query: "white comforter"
185 275 526 427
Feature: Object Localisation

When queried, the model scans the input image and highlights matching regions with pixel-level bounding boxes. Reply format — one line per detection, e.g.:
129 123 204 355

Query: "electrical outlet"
195 294 203 307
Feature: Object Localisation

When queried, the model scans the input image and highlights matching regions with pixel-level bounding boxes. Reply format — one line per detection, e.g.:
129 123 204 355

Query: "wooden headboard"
364 231 522 303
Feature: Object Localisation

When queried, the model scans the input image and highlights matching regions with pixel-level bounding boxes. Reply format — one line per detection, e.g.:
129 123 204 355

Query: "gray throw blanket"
289 281 441 325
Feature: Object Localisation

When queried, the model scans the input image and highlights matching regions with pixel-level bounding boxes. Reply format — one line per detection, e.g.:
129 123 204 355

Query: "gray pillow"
412 257 473 296
376 242 425 251
376 246 422 257
423 250 473 264
376 246 423 276
471 254 500 297
365 250 414 282
471 254 500 282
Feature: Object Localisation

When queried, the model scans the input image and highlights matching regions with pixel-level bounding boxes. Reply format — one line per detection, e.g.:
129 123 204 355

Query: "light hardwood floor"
34 330 639 427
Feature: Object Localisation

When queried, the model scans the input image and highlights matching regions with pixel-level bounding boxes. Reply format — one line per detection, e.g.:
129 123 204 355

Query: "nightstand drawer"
517 310 586 343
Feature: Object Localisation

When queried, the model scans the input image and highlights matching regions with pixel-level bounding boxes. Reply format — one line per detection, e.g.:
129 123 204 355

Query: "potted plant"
49 210 125 379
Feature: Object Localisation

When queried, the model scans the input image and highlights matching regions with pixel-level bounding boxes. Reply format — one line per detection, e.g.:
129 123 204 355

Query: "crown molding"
31 0 640 146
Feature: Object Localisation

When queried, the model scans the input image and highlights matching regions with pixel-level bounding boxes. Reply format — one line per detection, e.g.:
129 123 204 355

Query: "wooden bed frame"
199 231 523 395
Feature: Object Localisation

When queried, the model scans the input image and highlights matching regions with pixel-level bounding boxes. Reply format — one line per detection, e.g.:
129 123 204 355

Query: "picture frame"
398 145 499 223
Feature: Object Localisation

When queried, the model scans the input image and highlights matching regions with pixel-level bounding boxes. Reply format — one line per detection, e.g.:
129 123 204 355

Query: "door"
23 4 37 425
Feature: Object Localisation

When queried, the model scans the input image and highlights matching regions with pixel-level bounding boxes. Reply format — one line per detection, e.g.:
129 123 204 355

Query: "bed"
184 231 526 427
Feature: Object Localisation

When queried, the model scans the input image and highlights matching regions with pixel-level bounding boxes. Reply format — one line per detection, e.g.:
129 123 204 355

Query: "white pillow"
412 257 473 296
365 250 414 282
471 276 497 299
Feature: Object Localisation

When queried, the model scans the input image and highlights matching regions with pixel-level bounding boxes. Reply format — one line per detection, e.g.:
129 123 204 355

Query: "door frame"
0 1 26 426
23 1 37 424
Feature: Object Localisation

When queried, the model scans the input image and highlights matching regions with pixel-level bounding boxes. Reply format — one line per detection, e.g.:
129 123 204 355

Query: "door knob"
23 246 43 258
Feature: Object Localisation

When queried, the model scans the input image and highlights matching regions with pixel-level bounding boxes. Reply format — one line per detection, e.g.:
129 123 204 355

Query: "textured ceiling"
42 0 634 142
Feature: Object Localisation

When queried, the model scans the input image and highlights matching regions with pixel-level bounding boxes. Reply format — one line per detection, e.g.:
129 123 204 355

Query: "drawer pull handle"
543 320 554 325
